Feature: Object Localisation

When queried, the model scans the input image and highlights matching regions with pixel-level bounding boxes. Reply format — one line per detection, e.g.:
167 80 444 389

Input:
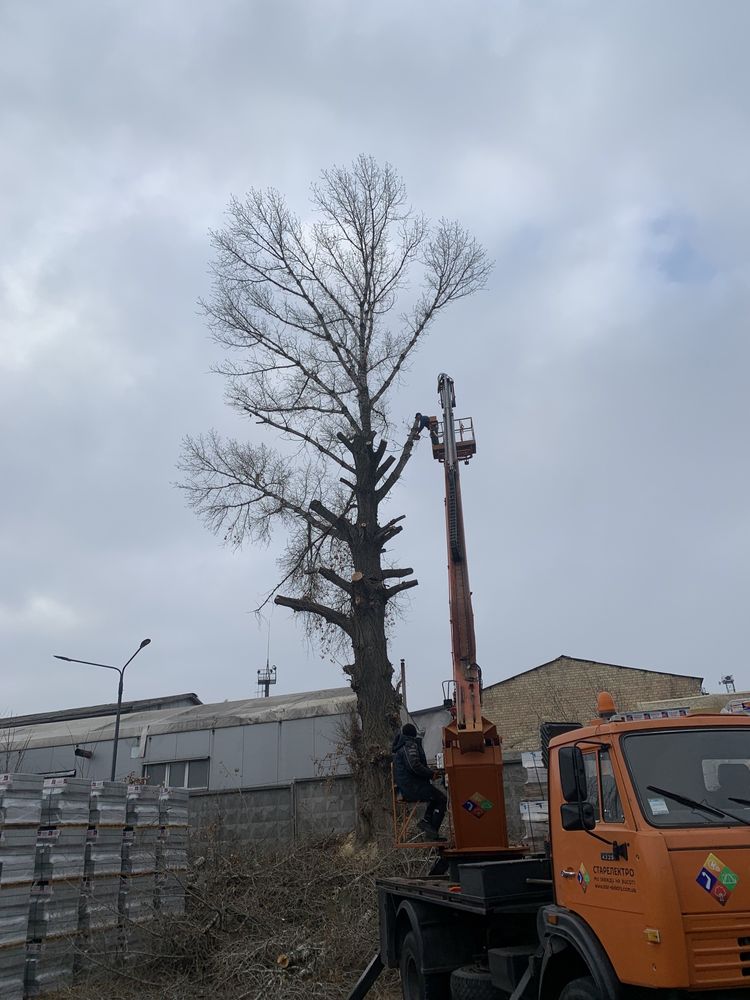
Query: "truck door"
553 745 648 983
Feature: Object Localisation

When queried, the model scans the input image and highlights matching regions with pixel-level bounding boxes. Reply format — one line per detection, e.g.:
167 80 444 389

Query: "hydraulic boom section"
428 374 481 734
425 374 513 854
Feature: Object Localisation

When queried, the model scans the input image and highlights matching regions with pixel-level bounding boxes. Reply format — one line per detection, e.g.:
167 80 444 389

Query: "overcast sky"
2 1 749 717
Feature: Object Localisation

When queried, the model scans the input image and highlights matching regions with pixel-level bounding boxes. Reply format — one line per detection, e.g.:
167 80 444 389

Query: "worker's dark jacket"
392 732 433 798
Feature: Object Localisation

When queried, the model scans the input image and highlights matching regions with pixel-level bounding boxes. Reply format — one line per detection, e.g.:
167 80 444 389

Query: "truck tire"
559 976 601 1000
400 931 450 1000
450 964 504 1000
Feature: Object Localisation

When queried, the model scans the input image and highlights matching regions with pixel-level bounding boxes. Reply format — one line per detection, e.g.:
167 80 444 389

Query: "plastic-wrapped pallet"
0 885 35 945
34 826 87 882
156 787 188 916
158 787 189 828
84 782 126 896
119 872 156 924
119 786 160 931
122 825 159 876
0 944 25 1000
0 774 43 1000
24 778 90 998
155 870 185 916
84 826 124 877
41 778 91 827
0 826 37 886
122 785 159 876
158 790 189 869
156 823 188 872
24 935 77 998
79 875 120 932
28 882 80 938
0 774 44 828
0 774 43 889
77 783 127 968
125 784 160 829
89 781 127 828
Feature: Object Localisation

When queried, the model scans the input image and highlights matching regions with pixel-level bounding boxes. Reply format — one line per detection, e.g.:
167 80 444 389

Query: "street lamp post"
54 638 151 781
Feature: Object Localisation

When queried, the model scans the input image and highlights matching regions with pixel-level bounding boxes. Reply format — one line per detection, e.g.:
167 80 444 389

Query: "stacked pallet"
156 788 189 915
77 782 127 963
120 785 160 929
0 773 44 1000
25 778 90 997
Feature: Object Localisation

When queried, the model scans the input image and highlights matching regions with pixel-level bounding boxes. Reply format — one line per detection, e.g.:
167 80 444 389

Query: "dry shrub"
62 836 434 1000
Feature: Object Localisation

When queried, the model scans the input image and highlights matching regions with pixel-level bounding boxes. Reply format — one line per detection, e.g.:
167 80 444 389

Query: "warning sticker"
462 792 494 820
696 853 739 906
577 863 591 893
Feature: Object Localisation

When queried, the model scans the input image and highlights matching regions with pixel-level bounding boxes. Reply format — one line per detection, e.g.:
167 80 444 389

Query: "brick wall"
482 656 704 751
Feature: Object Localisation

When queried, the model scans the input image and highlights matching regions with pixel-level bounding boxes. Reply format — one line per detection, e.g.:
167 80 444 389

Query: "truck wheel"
450 964 504 999
400 931 450 1000
559 977 601 1000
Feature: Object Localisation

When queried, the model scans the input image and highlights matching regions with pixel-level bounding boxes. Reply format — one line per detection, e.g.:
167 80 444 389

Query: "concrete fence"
189 774 357 846
189 757 529 847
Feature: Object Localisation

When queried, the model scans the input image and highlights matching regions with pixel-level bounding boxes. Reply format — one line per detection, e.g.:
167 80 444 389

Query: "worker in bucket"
392 723 447 840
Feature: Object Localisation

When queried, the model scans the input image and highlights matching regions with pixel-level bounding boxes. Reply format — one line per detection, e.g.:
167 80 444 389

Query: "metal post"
53 638 151 782
110 669 125 781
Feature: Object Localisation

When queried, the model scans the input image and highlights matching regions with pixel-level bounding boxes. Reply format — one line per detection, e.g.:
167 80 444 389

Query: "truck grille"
685 912 750 986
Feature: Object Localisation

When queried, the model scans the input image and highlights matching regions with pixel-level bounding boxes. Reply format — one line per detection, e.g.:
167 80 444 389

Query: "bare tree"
0 716 31 774
180 156 490 839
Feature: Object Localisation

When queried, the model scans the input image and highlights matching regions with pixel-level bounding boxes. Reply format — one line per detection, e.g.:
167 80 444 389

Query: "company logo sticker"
696 852 739 906
577 863 591 893
462 792 494 820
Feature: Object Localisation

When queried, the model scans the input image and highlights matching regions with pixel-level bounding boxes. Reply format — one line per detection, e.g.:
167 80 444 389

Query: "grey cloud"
2 1 750 717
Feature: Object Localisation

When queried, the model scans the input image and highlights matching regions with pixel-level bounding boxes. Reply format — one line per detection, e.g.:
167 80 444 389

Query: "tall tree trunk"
347 593 400 842
341 436 403 841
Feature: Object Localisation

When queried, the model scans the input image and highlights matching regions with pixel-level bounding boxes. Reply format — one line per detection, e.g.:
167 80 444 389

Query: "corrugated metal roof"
0 693 202 729
7 687 357 751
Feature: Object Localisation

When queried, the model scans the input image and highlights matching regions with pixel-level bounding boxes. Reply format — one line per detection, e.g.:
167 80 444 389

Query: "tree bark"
346 600 401 841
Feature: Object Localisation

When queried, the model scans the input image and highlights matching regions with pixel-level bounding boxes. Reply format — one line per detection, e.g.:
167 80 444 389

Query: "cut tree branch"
274 594 351 635
381 567 414 579
384 579 419 599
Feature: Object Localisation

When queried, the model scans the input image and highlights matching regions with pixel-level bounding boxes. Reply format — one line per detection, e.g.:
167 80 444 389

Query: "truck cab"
367 708 750 1000
550 711 750 993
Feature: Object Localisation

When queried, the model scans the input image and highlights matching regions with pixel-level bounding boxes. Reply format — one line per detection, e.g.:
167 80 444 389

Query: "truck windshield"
622 728 750 828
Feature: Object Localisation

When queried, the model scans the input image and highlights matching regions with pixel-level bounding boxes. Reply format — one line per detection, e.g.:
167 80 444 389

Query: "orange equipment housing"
427 374 514 854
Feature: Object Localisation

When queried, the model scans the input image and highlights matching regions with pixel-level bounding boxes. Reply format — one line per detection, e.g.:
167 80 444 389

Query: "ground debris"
60 836 432 999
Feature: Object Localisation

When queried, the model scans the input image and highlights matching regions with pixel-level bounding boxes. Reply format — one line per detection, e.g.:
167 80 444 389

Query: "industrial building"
0 688 355 789
0 654 715 796
481 654 705 750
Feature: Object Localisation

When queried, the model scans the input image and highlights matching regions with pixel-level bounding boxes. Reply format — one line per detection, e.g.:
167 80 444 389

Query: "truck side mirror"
559 746 587 803
561 801 596 831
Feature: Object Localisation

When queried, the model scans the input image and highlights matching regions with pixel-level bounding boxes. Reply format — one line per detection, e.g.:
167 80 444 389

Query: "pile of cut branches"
64 837 432 1000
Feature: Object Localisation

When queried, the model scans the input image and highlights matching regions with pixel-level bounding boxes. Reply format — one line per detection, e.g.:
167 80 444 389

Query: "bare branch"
384 579 419 599
318 566 354 596
376 415 423 500
274 594 351 634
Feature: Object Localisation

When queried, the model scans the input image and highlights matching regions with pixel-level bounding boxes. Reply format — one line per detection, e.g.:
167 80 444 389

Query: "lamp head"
139 638 151 649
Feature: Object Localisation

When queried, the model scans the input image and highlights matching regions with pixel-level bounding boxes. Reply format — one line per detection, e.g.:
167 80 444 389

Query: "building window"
144 758 209 789
187 758 209 788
